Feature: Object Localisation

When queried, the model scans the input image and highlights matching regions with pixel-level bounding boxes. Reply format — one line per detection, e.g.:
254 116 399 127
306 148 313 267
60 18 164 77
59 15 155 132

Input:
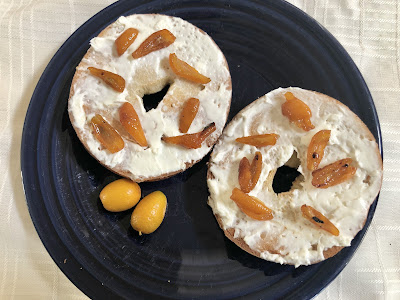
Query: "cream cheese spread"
207 87 382 267
68 14 231 180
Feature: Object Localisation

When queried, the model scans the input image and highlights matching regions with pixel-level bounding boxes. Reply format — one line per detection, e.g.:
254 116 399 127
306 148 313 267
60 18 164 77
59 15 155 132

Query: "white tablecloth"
0 0 398 299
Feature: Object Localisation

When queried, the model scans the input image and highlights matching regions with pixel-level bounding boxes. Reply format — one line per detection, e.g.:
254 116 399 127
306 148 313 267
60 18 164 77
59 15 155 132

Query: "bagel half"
207 87 383 267
69 14 232 182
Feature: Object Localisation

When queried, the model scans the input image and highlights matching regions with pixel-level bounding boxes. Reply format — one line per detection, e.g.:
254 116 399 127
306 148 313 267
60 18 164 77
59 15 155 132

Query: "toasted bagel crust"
208 87 382 266
69 14 231 182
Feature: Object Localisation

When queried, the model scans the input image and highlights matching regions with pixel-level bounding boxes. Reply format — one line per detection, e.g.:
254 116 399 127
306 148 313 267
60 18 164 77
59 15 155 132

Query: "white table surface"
0 0 399 299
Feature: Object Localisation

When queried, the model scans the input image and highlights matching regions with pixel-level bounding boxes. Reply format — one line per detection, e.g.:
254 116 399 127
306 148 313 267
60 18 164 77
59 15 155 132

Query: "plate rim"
20 0 383 299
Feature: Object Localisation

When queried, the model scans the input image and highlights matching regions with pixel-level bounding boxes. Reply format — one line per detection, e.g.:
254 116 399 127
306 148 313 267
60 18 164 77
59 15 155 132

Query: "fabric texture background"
0 0 398 299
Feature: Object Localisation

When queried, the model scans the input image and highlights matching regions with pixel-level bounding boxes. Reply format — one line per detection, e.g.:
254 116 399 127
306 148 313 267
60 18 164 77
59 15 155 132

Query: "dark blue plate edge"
19 0 383 299
20 1 130 299
268 1 383 299
282 0 383 151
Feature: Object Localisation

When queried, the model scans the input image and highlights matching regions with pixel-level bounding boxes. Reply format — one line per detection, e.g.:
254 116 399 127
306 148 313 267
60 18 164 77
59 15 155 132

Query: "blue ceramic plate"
21 0 382 299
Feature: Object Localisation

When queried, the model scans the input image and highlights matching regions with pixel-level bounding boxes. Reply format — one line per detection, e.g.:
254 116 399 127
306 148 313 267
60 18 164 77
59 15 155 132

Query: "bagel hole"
272 150 303 194
142 84 170 111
